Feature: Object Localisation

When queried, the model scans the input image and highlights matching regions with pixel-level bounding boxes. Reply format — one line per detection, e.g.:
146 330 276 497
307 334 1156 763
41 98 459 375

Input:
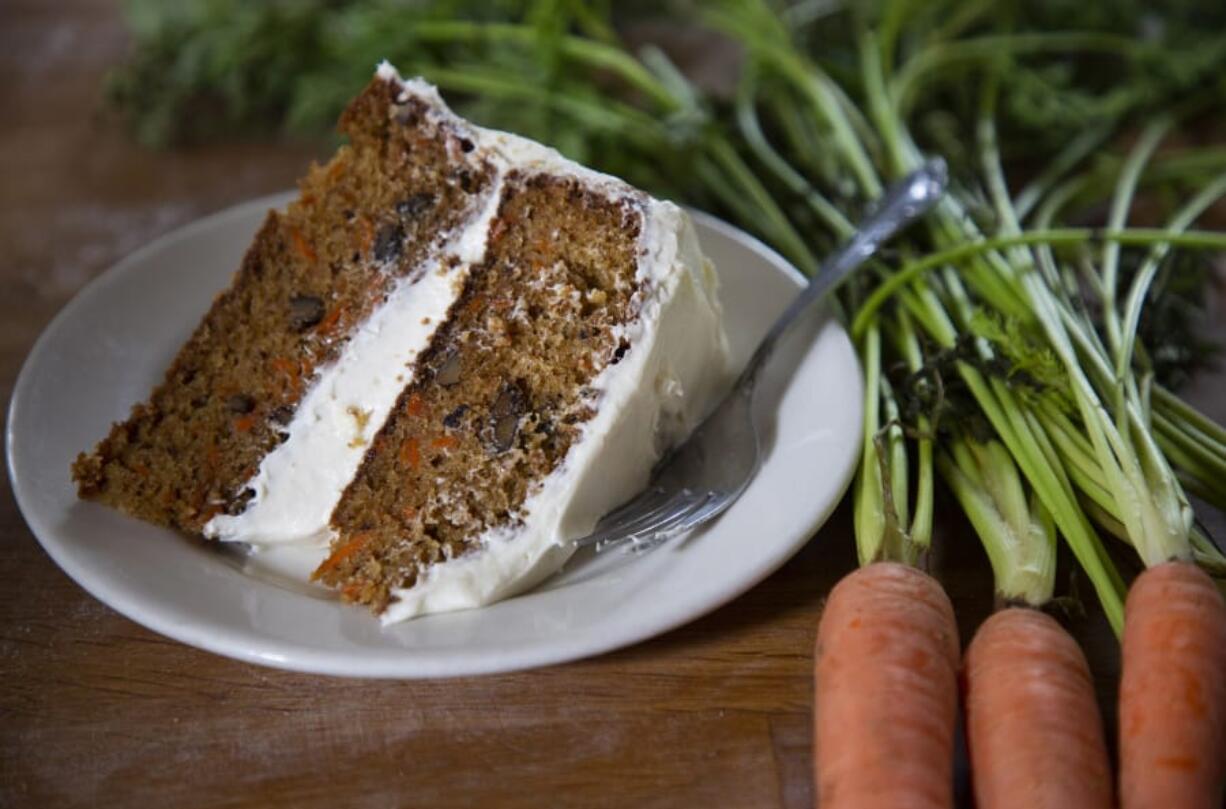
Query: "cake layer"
73 74 495 533
379 201 728 622
316 167 646 610
310 67 730 617
203 158 504 546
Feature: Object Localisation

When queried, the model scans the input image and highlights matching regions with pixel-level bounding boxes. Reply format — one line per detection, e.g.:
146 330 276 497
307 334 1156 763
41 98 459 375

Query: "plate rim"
6 194 862 678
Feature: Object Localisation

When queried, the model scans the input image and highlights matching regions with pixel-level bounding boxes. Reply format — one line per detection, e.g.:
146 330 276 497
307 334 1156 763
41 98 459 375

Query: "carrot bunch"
813 34 1226 799
823 292 1226 807
817 427 1226 808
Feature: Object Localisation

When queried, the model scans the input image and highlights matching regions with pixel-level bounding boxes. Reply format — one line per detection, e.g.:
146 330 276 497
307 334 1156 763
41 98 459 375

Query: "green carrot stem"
405 21 679 111
852 228 1226 339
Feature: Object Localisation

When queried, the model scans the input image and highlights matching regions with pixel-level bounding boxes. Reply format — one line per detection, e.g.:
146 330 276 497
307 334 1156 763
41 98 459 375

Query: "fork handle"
734 158 948 391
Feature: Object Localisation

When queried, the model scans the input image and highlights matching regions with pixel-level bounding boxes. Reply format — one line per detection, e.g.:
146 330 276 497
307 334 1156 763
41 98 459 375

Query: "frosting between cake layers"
379 201 730 623
203 170 507 546
205 63 732 623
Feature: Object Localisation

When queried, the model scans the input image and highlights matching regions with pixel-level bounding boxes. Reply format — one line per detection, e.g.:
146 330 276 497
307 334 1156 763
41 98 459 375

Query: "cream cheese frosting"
205 63 731 623
381 202 728 623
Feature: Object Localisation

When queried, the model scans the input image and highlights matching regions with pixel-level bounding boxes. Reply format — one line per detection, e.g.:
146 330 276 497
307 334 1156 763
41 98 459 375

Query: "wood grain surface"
2 3 1222 808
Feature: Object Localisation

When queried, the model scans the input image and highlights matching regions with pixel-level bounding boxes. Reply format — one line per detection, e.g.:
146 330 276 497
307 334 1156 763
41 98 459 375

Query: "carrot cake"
72 62 731 623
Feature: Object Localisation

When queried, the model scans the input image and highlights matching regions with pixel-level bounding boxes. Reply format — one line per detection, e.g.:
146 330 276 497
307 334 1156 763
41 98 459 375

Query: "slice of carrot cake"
73 62 731 623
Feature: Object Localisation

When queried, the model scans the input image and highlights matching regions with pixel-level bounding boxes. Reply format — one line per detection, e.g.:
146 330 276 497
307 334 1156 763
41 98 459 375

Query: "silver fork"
572 159 949 554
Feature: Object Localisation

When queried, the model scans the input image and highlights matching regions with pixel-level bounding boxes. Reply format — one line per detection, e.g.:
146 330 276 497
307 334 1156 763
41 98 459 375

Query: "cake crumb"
347 405 373 447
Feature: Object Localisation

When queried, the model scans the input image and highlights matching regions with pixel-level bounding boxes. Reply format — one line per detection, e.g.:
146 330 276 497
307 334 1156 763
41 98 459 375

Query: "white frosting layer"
204 180 504 545
381 203 729 623
206 63 731 622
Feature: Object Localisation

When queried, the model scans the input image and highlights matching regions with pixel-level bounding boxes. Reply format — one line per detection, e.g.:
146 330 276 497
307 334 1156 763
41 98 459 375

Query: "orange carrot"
399 437 421 469
814 562 960 809
311 532 373 580
288 225 317 264
431 434 459 450
316 305 343 336
963 607 1112 809
1119 560 1226 809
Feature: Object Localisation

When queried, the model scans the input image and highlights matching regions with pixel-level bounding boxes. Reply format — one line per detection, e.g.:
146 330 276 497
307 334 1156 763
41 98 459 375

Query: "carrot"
1119 560 1226 809
963 607 1112 809
399 437 420 469
311 532 373 580
288 225 317 264
814 562 960 809
316 306 344 337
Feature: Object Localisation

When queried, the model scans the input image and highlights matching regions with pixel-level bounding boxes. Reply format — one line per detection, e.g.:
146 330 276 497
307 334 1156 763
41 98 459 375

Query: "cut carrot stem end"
964 607 1112 809
1119 560 1226 809
814 562 960 809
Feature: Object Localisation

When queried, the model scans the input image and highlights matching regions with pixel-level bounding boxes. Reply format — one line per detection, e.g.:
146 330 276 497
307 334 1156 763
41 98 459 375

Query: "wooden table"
5 3 1223 807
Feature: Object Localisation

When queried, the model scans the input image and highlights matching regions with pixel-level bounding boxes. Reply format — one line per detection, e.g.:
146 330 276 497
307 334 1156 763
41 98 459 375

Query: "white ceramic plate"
7 194 862 678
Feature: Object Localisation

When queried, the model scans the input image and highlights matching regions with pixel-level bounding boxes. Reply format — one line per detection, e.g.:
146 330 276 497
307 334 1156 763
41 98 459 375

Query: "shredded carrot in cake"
431 435 459 450
406 393 425 416
269 356 307 396
313 532 374 579
316 306 344 337
288 225 317 264
399 437 421 468
233 414 256 433
362 275 388 306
